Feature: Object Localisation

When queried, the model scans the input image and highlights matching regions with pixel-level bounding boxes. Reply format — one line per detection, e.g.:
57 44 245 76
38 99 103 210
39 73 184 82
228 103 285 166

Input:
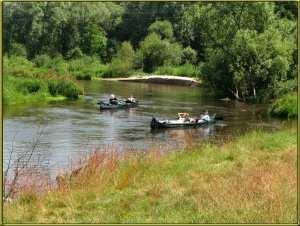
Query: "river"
4 80 282 178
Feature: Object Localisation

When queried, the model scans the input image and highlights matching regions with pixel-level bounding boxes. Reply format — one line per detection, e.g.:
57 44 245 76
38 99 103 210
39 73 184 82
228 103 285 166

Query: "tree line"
3 2 297 101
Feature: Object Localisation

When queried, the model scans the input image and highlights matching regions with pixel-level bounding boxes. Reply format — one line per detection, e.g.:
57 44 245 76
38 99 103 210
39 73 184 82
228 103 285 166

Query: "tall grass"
154 63 200 78
3 56 84 105
4 124 297 223
5 55 108 80
47 79 82 99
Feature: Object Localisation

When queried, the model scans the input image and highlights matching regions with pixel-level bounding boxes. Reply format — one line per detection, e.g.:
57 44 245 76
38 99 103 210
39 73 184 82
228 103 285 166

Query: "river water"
3 80 282 177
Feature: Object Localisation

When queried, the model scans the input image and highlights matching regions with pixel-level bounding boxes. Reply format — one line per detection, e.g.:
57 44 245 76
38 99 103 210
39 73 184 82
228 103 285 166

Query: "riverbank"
3 56 83 106
101 75 201 86
4 123 296 223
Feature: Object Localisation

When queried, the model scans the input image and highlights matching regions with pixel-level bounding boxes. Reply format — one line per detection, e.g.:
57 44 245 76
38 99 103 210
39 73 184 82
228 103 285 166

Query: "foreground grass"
4 124 297 223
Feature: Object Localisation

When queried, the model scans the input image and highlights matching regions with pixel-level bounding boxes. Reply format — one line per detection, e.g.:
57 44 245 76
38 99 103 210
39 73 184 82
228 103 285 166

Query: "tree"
181 46 197 64
139 33 167 72
66 47 83 60
202 26 295 101
148 20 173 40
164 42 183 66
81 23 107 57
138 33 183 72
116 2 186 47
107 41 135 76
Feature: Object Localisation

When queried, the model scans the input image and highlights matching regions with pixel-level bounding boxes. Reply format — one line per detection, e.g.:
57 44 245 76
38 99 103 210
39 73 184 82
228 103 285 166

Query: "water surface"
4 80 282 177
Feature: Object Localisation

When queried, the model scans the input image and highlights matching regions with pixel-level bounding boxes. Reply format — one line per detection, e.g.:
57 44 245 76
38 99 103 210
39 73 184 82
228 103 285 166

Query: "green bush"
18 79 42 94
102 59 134 78
47 80 81 99
68 55 105 78
66 47 84 60
269 92 297 118
164 42 183 66
9 42 27 57
33 54 51 68
3 56 34 77
181 47 197 64
273 79 297 98
102 42 135 77
47 55 69 75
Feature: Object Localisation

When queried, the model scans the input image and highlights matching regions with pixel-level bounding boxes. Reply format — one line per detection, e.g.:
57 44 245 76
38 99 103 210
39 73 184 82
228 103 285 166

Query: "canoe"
97 100 138 110
150 114 219 129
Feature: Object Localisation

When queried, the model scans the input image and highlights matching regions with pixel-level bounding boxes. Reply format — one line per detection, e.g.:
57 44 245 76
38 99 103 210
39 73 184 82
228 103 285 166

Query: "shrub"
181 47 197 64
103 42 135 77
269 92 297 118
48 80 82 99
47 56 69 75
62 82 81 99
18 79 42 94
3 56 34 77
164 42 183 66
33 54 51 68
9 42 27 57
68 55 105 78
273 79 297 98
102 59 134 78
66 47 84 60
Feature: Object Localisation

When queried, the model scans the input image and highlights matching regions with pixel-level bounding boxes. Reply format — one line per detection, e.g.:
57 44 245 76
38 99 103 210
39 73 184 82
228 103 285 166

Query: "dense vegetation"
269 92 297 118
3 2 297 223
3 2 297 103
3 56 83 105
4 124 296 223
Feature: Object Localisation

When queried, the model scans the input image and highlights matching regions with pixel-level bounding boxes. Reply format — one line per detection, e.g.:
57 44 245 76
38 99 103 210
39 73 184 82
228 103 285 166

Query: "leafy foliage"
139 33 183 72
3 2 297 102
148 20 174 40
269 92 297 118
47 80 82 99
3 56 84 105
9 42 27 57
181 46 197 64
103 41 135 77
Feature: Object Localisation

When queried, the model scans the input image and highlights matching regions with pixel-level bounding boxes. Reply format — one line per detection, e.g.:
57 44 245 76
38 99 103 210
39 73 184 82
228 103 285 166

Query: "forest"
3 2 298 114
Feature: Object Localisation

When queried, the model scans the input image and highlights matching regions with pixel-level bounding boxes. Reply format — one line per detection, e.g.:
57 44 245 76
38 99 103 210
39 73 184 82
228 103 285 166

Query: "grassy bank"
269 92 297 118
4 123 297 223
3 56 84 105
154 63 200 78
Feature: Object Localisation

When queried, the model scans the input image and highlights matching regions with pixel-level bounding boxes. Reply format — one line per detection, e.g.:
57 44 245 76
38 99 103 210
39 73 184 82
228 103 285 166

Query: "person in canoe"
178 112 190 122
200 110 210 121
126 95 136 103
109 94 118 105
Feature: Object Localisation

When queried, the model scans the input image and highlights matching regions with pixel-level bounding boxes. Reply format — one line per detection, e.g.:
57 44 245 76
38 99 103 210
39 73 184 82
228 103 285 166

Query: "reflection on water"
4 80 283 176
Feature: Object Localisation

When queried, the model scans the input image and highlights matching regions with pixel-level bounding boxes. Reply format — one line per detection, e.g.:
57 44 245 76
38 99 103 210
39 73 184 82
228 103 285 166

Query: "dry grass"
3 124 297 223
